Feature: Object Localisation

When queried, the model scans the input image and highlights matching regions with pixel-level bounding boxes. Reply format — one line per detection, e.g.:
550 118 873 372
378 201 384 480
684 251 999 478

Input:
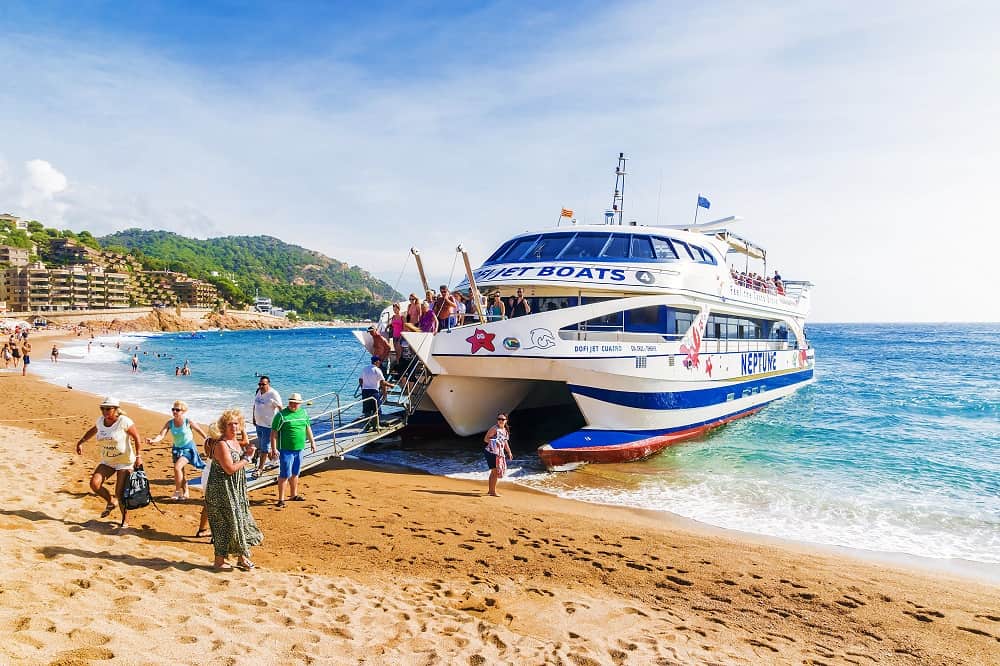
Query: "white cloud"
0 2 998 321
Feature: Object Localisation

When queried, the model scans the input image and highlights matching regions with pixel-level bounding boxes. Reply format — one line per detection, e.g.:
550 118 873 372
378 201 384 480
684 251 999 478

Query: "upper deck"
454 225 811 316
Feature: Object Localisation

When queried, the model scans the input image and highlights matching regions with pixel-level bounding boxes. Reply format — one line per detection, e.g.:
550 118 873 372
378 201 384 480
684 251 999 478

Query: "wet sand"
1 364 999 664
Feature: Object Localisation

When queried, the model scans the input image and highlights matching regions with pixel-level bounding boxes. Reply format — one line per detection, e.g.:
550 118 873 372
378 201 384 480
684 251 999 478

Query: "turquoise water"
36 323 1000 566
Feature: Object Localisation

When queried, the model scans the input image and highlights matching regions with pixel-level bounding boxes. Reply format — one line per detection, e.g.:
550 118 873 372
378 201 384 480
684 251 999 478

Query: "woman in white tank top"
75 397 143 530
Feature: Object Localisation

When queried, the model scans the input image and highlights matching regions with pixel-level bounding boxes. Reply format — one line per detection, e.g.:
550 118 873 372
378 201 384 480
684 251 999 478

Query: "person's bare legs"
289 475 299 499
90 465 116 513
487 468 499 496
114 469 131 529
173 457 185 498
196 504 210 537
277 477 288 505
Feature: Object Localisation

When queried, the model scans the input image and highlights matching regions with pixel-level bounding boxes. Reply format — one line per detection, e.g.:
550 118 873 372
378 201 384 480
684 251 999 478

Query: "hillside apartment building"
0 237 220 312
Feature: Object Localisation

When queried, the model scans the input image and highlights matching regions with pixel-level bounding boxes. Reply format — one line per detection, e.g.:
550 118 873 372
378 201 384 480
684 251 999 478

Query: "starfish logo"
466 328 496 354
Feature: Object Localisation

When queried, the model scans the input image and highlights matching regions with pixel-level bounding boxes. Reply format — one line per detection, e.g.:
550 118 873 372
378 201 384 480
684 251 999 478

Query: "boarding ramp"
190 355 434 493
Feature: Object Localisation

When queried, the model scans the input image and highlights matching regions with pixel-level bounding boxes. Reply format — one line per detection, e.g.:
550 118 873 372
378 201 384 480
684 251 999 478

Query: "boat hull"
538 402 768 471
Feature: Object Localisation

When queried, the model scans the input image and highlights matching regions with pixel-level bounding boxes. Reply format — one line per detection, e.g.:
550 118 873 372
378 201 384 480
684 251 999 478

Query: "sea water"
33 324 1000 567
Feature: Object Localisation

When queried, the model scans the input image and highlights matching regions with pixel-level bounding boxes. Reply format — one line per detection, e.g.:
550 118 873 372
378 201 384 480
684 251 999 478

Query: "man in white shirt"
252 375 282 475
358 356 392 430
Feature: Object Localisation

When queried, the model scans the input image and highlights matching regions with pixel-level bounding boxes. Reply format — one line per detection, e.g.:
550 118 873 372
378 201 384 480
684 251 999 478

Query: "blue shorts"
172 444 205 469
254 425 272 454
278 449 303 479
483 450 498 469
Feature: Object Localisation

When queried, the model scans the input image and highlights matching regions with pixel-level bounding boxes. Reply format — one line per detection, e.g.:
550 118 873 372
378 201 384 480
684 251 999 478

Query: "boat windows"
706 313 771 340
601 234 631 259
559 233 611 261
650 237 679 261
670 238 695 261
630 235 656 260
528 233 574 260
625 305 666 333
690 245 718 265
669 308 697 337
499 235 541 262
535 296 578 312
483 231 719 265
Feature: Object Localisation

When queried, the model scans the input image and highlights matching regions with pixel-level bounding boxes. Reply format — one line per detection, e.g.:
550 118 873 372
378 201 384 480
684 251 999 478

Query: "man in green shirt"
270 393 316 507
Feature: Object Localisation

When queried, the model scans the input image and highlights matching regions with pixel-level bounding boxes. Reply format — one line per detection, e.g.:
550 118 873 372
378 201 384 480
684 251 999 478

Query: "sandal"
276 500 286 508
100 503 116 518
291 495 306 501
195 529 211 538
237 559 255 571
213 562 233 571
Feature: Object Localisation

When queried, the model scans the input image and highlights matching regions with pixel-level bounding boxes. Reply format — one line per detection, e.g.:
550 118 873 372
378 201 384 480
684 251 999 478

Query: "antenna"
610 152 627 225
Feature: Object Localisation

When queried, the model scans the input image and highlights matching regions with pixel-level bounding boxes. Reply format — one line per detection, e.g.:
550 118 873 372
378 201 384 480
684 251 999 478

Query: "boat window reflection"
630 235 656 259
601 234 630 259
529 233 574 260
560 233 610 260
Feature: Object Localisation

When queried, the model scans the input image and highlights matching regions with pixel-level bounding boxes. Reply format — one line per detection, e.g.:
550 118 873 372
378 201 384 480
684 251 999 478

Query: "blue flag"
697 195 711 210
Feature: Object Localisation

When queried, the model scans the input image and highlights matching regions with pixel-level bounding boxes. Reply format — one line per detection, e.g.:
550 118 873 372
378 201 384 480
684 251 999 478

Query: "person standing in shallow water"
205 409 262 571
483 413 512 497
75 396 143 529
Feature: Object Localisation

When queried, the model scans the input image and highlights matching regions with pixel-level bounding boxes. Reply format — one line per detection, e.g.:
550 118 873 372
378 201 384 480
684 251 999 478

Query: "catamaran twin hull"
403 293 815 471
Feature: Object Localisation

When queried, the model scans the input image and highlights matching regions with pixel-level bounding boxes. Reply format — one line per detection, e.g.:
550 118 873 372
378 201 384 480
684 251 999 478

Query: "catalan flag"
560 208 573 218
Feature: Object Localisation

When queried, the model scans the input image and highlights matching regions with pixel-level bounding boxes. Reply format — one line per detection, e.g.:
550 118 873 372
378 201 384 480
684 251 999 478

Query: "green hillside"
99 229 401 319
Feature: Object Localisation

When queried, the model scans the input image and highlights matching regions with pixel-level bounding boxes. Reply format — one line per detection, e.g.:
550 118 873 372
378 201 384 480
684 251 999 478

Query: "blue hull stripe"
547 401 776 450
569 368 813 411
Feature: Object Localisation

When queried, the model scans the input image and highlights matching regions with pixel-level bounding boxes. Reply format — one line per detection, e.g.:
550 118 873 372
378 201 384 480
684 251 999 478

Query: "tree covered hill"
99 229 401 319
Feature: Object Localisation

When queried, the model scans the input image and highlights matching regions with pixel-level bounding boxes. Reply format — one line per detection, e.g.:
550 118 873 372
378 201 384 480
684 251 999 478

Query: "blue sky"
1 1 998 322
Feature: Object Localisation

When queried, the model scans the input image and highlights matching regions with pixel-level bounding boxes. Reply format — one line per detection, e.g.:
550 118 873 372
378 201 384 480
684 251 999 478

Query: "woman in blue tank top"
147 400 209 500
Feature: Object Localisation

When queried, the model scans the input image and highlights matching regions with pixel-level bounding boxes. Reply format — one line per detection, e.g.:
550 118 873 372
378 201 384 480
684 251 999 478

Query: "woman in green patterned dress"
205 409 263 571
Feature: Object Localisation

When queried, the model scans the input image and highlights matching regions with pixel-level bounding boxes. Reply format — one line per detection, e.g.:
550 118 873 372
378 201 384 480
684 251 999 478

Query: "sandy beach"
2 342 999 664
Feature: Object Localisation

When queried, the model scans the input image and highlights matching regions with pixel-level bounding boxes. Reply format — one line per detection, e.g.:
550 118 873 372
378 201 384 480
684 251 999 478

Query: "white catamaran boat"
364 155 815 470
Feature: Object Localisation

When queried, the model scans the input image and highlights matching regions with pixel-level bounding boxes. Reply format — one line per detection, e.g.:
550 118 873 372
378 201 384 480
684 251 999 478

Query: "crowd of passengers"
371 285 532 378
389 285 532 337
732 268 785 296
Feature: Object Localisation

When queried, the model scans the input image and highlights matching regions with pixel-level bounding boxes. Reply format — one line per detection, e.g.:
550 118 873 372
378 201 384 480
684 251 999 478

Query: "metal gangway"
237 354 434 492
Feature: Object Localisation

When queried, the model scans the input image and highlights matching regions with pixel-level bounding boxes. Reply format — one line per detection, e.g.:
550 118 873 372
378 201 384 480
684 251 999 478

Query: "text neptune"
741 351 777 375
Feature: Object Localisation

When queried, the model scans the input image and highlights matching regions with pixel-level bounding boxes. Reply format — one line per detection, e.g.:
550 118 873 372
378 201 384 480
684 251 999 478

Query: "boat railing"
383 354 433 414
308 394 400 455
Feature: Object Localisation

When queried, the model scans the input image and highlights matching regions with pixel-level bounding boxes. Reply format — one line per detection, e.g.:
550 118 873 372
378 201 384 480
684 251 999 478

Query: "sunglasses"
171 408 183 412
497 417 507 421
100 406 115 411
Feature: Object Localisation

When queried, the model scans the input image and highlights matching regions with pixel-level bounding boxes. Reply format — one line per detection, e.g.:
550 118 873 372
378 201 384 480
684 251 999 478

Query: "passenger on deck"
454 292 467 326
509 288 531 318
359 356 393 431
418 301 439 333
406 293 421 328
367 325 392 369
487 292 506 321
389 303 405 365
434 285 458 331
